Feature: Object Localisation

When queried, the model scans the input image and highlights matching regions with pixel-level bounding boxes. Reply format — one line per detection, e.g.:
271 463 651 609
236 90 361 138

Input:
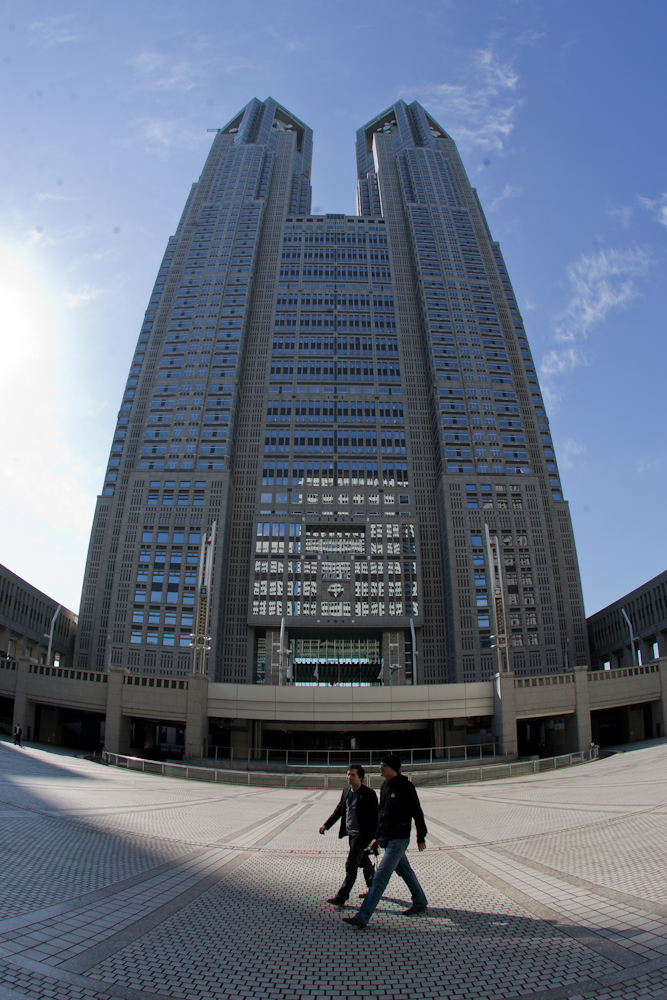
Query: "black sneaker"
327 896 346 906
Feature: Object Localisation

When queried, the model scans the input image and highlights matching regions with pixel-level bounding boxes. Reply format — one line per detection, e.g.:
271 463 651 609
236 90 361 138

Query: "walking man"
319 764 378 906
13 725 22 747
343 754 427 928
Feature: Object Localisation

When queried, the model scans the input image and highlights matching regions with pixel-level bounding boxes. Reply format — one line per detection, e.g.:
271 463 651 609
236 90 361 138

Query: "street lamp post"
621 607 639 667
43 605 61 668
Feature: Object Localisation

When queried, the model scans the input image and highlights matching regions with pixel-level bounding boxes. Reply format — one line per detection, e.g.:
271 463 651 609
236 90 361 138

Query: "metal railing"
101 746 598 789
205 741 500 768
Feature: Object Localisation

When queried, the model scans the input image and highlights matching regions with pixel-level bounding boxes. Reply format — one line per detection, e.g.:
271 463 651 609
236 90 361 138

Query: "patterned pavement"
1 741 667 999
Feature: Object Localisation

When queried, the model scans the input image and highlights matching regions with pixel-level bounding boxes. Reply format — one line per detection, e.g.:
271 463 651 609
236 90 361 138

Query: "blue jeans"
355 838 427 924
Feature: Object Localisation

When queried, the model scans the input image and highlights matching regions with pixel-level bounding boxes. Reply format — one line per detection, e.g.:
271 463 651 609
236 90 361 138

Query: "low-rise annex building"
3 655 666 757
0 563 77 739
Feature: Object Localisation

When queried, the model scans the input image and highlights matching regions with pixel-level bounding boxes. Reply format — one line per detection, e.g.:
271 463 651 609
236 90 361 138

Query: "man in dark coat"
319 764 378 906
343 753 427 928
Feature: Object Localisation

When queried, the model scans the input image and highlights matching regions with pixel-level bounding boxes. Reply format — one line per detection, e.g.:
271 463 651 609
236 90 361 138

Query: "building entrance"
255 628 414 685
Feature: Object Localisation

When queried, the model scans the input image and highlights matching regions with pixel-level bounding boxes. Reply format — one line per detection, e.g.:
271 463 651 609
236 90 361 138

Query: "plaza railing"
205 741 500 768
101 746 598 789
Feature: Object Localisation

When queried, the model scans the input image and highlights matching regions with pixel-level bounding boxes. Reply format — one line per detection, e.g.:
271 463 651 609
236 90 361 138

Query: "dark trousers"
337 835 375 901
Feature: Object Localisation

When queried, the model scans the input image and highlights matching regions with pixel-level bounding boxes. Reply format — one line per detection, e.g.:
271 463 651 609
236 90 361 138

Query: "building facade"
0 563 77 670
74 97 588 687
588 570 667 671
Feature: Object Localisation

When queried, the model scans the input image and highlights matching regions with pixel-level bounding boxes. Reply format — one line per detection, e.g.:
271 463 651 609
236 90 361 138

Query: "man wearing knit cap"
343 753 427 928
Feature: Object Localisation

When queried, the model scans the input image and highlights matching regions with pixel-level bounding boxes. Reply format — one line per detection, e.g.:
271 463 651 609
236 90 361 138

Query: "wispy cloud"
119 117 206 158
63 285 103 309
559 439 587 470
636 455 663 474
490 183 522 211
516 29 545 47
541 245 653 378
129 51 199 92
638 192 667 228
29 15 79 46
405 49 521 153
607 205 634 227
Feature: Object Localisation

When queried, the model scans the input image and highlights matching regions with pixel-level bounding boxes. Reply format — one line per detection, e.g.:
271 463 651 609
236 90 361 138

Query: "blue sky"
1 0 665 617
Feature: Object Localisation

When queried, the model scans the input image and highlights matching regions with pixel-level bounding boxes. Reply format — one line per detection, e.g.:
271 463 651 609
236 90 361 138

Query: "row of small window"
441 400 521 415
144 429 228 443
133 609 193 625
276 294 394 308
137 573 196 586
139 550 200 565
281 234 388 245
273 334 398 351
443 416 523 429
145 494 206 505
260 493 409 506
444 431 526 443
267 402 403 422
262 461 409 486
255 582 416 597
264 431 407 452
253 559 416 578
269 363 401 381
142 530 201 544
131 630 192 646
254 522 416 555
447 448 528 460
142 445 226 457
251 600 417 617
465 495 524 509
134 589 196 604
471 533 528 547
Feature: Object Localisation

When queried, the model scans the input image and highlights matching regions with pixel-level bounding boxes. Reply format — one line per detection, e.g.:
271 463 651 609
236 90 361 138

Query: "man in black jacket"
319 764 378 906
343 754 427 928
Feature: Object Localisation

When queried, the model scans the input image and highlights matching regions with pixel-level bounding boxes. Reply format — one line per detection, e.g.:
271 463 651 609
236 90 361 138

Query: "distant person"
319 764 378 906
343 754 427 928
13 725 22 747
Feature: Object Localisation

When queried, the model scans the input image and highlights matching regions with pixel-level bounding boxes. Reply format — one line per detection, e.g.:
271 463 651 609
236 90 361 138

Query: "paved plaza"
1 744 667 999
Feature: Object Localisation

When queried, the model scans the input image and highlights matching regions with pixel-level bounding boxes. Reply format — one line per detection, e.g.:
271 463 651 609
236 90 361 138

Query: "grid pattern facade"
73 96 589 682
0 563 77 668
587 570 667 671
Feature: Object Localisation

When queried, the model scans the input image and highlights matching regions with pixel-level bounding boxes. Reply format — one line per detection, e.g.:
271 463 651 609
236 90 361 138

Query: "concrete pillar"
432 719 444 756
492 670 517 755
185 672 209 759
654 657 667 739
252 719 262 757
105 667 131 754
13 658 35 741
572 664 593 751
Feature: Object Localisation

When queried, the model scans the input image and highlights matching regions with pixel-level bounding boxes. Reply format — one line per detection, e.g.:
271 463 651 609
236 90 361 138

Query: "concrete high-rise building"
74 97 588 687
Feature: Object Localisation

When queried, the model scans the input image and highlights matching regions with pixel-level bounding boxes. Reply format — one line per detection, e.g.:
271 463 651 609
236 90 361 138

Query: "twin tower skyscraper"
74 97 589 686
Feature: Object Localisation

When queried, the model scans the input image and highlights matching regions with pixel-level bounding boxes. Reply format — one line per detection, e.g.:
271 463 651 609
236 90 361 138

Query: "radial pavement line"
490 844 667 919
0 847 215 935
448 849 641 970
57 851 251 974
209 801 305 845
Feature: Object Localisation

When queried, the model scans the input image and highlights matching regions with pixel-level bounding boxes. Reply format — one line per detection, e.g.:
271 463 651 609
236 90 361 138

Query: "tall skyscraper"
74 97 589 686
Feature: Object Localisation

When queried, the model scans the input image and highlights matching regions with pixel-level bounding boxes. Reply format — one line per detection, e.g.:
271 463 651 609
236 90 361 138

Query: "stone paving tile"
568 966 667 998
85 851 618 999
1 742 667 999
